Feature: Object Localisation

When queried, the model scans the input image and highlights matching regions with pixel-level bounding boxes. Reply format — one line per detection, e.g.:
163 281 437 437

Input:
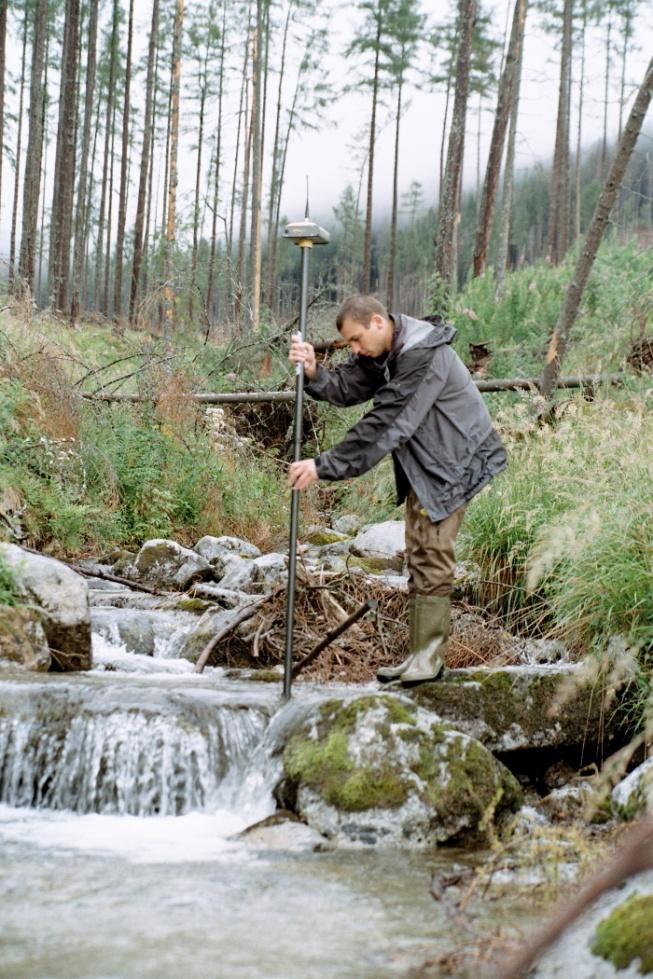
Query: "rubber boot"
400 595 450 686
376 598 418 683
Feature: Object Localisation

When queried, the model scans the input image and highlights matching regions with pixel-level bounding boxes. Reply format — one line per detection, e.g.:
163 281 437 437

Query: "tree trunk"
141 34 160 300
113 0 134 326
495 0 525 298
264 1 294 313
102 93 117 317
8 6 28 294
573 0 587 242
540 55 653 402
249 0 264 329
49 0 81 311
17 0 48 296
94 0 119 312
70 0 99 324
0 0 7 228
37 33 50 305
387 73 403 311
206 0 227 322
129 0 159 324
362 6 383 294
547 0 573 265
472 0 526 278
234 77 252 335
434 0 476 300
600 8 612 179
163 0 184 343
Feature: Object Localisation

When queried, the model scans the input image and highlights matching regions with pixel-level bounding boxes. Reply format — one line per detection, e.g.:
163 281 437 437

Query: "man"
288 295 507 686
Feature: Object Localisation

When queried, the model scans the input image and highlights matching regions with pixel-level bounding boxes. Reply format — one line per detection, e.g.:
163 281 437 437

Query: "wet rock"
611 756 653 821
194 535 262 563
332 513 365 535
178 607 244 664
277 693 522 847
91 608 157 656
237 811 332 852
185 584 251 608
134 539 212 590
0 543 91 671
349 521 406 573
0 605 51 672
406 665 629 754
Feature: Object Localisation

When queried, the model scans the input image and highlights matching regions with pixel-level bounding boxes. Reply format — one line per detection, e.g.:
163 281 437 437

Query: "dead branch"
194 588 283 674
17 545 168 596
291 599 378 678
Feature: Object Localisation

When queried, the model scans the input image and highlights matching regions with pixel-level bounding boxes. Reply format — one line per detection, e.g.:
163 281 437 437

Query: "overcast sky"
1 0 651 257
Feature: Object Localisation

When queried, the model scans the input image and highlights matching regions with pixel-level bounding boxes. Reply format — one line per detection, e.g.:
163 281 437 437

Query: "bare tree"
472 0 527 278
70 0 99 324
130 0 159 324
540 53 653 402
7 3 28 294
17 0 49 296
547 0 574 265
163 0 184 342
434 0 477 300
113 0 134 326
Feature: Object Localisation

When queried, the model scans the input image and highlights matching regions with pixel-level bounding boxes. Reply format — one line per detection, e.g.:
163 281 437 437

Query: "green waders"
376 594 450 685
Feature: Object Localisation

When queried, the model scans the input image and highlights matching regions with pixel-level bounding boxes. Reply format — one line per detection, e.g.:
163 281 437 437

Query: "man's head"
335 295 393 358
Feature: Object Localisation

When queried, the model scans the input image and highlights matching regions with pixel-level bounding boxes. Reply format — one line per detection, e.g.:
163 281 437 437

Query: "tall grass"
463 394 653 658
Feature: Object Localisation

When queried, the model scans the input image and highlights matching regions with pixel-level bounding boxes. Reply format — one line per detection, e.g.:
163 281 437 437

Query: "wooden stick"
291 599 377 679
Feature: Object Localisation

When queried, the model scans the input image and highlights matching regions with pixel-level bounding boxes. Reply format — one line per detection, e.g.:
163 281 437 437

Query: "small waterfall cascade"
0 678 280 819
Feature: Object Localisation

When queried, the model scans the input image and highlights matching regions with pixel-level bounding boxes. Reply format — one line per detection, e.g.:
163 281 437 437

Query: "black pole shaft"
283 243 311 700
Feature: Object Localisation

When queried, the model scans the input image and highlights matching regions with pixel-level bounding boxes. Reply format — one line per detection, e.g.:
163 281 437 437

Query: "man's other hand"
289 459 318 490
289 333 317 380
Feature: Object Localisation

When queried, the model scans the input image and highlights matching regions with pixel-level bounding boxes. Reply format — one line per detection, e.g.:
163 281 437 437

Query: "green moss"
304 529 350 546
592 894 653 974
248 669 282 683
176 597 213 613
283 696 415 812
348 555 402 573
284 728 409 812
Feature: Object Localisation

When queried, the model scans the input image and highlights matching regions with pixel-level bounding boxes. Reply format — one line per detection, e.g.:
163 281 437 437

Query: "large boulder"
0 605 51 672
194 535 262 563
0 544 91 671
349 521 406 572
133 539 211 590
276 693 522 846
406 665 630 755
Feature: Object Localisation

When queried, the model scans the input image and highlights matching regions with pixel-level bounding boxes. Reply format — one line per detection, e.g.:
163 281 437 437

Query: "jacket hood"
391 313 458 356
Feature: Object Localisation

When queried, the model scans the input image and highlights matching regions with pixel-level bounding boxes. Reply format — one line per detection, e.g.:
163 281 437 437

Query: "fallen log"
81 372 626 405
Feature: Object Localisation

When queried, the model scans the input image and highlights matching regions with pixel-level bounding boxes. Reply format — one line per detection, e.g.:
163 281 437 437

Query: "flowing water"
0 599 513 979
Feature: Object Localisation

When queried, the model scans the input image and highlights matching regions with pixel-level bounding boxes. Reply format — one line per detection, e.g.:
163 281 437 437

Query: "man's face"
339 314 392 358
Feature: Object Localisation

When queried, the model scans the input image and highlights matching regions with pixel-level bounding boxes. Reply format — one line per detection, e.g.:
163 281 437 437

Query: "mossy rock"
592 893 653 974
304 528 352 547
406 665 631 755
279 693 522 846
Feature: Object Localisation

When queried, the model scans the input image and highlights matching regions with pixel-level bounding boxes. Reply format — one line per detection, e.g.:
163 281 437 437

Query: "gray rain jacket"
305 313 507 521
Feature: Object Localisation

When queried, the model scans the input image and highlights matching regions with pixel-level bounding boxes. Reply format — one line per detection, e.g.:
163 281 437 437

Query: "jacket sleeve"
304 357 379 407
315 345 451 481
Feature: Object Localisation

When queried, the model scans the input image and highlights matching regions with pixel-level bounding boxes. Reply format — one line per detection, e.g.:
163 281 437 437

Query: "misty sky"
0 0 651 256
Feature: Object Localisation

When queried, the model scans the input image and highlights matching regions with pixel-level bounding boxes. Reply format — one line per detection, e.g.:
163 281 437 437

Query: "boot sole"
400 665 445 687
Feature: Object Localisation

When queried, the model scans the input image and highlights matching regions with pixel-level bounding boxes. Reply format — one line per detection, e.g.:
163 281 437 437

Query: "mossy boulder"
277 693 522 846
592 893 653 975
0 543 91 671
349 521 406 572
134 539 212 590
406 665 629 754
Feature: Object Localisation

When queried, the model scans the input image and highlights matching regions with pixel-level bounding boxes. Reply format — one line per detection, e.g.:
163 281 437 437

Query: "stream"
0 590 529 979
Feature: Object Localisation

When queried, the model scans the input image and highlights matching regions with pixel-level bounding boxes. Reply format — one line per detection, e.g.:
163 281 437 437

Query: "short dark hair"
336 295 388 331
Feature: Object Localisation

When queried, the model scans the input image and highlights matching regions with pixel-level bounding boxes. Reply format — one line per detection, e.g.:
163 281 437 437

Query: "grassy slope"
1 237 652 664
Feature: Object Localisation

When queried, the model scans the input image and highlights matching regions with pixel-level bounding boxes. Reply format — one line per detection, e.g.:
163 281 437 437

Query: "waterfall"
0 679 276 817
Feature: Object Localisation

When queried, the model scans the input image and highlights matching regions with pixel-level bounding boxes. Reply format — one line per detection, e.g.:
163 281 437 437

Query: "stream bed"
0 615 537 979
